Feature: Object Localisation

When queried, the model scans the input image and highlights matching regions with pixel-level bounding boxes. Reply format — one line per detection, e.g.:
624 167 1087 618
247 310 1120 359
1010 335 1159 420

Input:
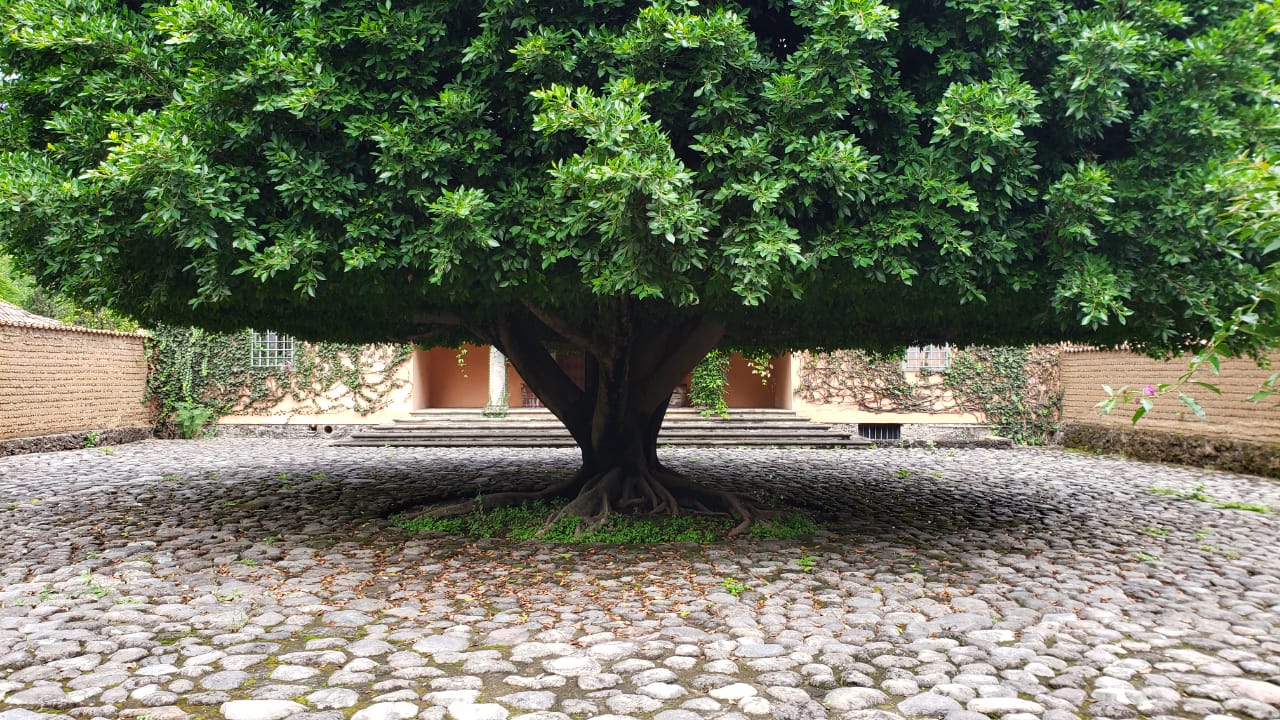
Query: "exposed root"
536 465 761 539
722 492 754 540
391 470 585 521
394 463 763 540
656 468 759 539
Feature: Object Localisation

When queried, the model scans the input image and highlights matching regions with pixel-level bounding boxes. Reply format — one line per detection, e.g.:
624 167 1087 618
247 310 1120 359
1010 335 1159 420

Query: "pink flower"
1144 384 1157 396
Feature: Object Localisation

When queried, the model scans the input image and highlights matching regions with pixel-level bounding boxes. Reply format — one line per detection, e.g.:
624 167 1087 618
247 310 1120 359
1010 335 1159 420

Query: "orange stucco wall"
218 344 791 420
724 353 784 408
423 345 489 408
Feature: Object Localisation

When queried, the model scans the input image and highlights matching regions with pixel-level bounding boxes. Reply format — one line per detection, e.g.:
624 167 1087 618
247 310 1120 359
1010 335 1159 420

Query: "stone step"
402 408 803 419
349 428 850 441
335 407 866 448
386 419 838 432
338 436 864 448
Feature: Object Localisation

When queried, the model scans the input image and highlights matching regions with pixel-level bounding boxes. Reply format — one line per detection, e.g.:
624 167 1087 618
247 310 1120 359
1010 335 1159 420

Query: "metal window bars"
903 344 951 372
250 330 295 368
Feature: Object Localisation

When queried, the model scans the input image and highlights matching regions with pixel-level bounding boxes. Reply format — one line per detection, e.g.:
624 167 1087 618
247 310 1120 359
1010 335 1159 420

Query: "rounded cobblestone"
0 440 1278 720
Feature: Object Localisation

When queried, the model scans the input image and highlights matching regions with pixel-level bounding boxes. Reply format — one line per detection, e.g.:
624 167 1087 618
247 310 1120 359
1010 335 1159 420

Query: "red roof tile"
0 300 63 328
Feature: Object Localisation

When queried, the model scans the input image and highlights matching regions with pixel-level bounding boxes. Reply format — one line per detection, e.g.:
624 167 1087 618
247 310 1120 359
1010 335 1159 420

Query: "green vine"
690 349 731 417
939 346 1060 444
742 349 773 385
455 346 470 377
796 346 1061 444
689 349 776 415
146 324 413 436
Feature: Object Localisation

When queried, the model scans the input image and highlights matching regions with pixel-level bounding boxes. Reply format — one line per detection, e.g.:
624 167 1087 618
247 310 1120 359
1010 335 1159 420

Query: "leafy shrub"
173 401 216 439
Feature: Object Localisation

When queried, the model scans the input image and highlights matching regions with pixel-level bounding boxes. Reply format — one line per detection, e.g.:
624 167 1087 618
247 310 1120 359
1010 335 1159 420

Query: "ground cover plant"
391 499 818 544
1148 483 1271 513
2 0 1277 536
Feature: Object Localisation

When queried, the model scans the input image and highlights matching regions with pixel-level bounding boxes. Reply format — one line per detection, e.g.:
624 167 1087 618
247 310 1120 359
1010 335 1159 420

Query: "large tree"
2 0 1277 533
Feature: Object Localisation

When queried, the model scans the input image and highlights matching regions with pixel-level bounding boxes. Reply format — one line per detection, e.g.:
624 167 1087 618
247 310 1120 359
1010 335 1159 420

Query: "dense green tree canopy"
0 255 33 306
2 0 1278 530
2 0 1276 351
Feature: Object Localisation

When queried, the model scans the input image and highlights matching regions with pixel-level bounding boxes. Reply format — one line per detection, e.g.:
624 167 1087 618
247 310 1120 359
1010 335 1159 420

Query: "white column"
484 345 509 416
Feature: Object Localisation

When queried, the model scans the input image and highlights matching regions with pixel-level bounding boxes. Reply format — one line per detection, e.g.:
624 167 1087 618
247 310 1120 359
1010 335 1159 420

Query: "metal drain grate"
857 423 902 442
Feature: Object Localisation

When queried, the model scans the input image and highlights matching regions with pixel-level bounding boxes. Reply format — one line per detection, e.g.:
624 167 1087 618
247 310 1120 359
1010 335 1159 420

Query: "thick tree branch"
494 312 591 446
405 330 451 344
522 300 605 356
411 311 464 326
634 316 725 410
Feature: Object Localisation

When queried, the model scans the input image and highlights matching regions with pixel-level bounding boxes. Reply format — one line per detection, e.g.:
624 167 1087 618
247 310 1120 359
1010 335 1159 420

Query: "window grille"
903 344 951 372
858 423 902 442
250 330 295 368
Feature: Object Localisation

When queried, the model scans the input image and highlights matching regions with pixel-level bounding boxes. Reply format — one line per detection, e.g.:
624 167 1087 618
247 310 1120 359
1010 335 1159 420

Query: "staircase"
335 407 868 448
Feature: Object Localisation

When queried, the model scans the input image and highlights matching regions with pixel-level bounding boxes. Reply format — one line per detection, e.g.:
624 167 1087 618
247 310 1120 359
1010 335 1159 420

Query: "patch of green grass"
1148 483 1270 513
1143 525 1170 537
721 577 750 596
156 630 193 645
1215 500 1270 513
391 499 819 543
749 514 819 539
1200 543 1243 559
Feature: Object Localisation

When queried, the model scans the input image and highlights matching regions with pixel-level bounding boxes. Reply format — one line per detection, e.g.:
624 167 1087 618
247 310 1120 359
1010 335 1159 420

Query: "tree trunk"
407 307 759 538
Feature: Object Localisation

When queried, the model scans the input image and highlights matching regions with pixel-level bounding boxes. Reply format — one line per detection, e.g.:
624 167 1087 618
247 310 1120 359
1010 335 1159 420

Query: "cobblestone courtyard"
0 440 1278 720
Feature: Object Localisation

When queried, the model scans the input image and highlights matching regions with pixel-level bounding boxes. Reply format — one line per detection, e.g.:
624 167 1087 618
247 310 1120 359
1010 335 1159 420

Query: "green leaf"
1190 381 1222 395
1205 354 1221 375
1178 393 1206 418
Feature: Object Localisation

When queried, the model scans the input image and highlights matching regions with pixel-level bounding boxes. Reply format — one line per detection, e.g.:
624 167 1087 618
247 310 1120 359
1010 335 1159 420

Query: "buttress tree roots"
394 303 767 539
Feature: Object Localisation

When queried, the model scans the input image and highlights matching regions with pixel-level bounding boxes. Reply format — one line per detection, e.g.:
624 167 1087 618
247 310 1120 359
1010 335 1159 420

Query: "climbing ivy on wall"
690 350 731 417
796 346 1062 444
688 349 776 417
146 324 413 435
940 346 1061 444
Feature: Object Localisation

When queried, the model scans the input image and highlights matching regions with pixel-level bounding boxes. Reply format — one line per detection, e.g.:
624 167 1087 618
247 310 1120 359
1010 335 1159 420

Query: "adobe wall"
1059 349 1280 477
1060 350 1280 443
0 324 151 442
